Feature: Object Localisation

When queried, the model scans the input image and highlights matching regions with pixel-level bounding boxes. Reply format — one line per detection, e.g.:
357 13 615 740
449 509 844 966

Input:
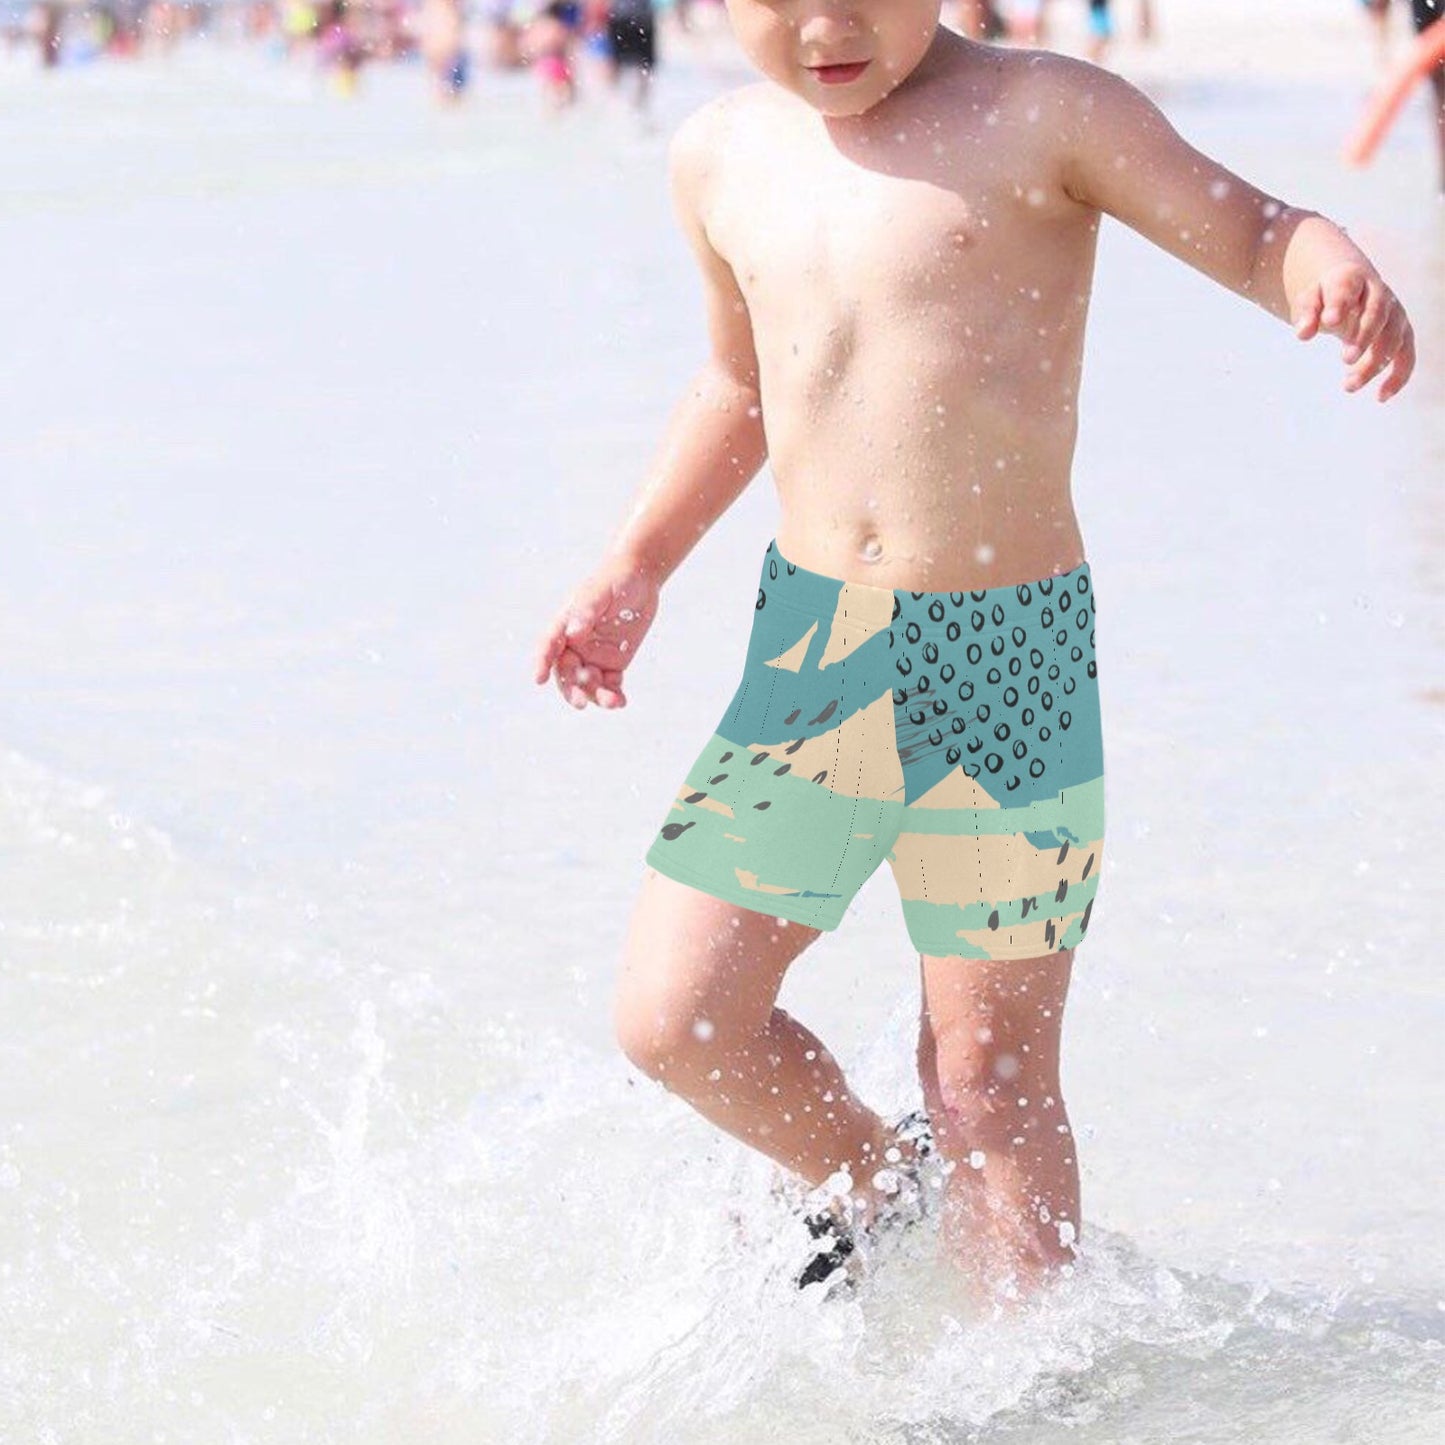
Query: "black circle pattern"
890 566 1098 803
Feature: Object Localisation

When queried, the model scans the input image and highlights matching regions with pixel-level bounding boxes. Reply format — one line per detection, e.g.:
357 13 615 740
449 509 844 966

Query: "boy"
533 2 1415 1307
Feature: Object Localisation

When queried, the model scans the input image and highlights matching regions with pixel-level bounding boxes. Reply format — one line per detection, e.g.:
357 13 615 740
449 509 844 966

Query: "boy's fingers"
1320 269 1365 331
533 627 562 684
1343 291 1392 364
1375 325 1415 402
554 651 589 708
1293 284 1323 339
1344 313 1402 392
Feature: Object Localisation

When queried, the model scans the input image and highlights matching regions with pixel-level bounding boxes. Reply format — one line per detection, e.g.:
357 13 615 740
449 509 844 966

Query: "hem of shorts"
643 848 843 931
905 937 1084 961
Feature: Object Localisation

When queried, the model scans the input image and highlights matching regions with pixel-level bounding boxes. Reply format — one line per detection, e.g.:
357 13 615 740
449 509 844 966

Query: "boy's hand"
533 558 659 711
1292 261 1416 402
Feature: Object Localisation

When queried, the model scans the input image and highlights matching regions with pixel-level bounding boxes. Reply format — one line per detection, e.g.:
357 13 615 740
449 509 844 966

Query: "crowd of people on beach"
2 1 1156 104
6 0 1444 181
5 0 683 110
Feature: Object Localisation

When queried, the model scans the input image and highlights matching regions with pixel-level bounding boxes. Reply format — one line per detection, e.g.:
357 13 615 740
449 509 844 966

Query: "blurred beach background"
1 0 1443 1440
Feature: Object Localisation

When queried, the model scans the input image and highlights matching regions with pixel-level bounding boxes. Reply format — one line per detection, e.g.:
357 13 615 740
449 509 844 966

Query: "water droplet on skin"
866 496 879 510
693 1018 715 1041
968 1150 987 1169
975 542 995 563
618 608 636 621
1262 200 1281 219
619 639 630 652
1026 188 1046 207
1209 179 1230 201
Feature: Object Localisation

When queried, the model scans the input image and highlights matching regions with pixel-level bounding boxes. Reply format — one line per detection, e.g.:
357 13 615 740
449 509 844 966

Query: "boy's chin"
808 94 884 119
793 81 890 120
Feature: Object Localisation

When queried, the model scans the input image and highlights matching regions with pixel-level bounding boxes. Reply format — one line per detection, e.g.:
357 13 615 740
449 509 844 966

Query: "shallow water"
1 18 1443 1445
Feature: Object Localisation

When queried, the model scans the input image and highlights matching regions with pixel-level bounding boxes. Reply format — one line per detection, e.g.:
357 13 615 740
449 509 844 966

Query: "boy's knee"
927 1034 1065 1148
614 998 711 1084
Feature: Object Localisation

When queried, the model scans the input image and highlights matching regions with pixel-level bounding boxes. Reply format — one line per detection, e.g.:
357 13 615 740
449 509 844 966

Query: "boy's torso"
701 39 1103 591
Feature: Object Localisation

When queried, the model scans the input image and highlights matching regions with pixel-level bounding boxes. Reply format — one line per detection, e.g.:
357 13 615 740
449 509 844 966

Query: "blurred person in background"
281 0 318 57
521 1 581 111
597 0 656 121
947 1 1006 40
579 0 614 86
142 0 186 54
1008 0 1046 44
484 0 526 67
416 0 470 103
315 0 364 93
27 0 65 65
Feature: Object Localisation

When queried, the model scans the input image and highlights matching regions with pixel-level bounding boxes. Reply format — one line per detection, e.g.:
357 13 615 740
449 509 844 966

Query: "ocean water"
1 16 1442 1444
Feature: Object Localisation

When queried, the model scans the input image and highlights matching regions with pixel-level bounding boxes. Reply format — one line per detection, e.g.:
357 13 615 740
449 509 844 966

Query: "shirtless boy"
533 2 1415 1307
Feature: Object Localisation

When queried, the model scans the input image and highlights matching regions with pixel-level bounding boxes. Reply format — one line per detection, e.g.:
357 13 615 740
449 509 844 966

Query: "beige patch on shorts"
761 620 819 673
746 688 904 801
668 787 734 820
817 581 894 667
890 828 1102 912
733 867 806 897
907 766 1002 812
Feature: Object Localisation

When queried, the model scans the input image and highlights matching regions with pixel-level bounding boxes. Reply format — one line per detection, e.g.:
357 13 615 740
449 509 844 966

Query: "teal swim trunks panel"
644 538 1105 960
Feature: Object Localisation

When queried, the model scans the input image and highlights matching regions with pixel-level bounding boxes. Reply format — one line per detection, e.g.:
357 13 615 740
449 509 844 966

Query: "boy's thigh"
887 569 1104 962
614 868 823 1053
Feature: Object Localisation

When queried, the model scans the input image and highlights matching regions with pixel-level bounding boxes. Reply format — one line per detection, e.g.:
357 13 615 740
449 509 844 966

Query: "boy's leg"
916 948 1079 1306
614 869 908 1222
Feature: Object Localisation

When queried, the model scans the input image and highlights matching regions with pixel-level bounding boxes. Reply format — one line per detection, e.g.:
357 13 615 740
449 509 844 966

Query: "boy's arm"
532 105 766 709
1054 60 1415 401
601 105 768 585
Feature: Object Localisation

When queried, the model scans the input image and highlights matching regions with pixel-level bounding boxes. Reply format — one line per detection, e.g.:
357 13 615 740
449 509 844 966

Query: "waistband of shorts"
759 537 1093 635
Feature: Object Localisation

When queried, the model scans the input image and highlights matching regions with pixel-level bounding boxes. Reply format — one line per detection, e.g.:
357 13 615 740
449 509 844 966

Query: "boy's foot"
793 1108 937 1293
794 1200 858 1291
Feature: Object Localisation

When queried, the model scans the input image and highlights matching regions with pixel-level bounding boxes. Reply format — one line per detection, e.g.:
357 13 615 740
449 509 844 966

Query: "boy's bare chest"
705 119 1068 343
712 164 989 325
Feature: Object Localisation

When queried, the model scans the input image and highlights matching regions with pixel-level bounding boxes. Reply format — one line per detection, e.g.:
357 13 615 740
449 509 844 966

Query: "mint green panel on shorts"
644 539 1106 959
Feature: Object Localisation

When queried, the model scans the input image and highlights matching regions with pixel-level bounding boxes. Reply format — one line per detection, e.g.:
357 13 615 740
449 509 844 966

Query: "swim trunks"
644 538 1105 960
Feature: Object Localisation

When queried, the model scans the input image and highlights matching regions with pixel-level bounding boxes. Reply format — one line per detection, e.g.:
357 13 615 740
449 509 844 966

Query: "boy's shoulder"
951 42 1114 114
670 81 775 151
666 82 775 199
